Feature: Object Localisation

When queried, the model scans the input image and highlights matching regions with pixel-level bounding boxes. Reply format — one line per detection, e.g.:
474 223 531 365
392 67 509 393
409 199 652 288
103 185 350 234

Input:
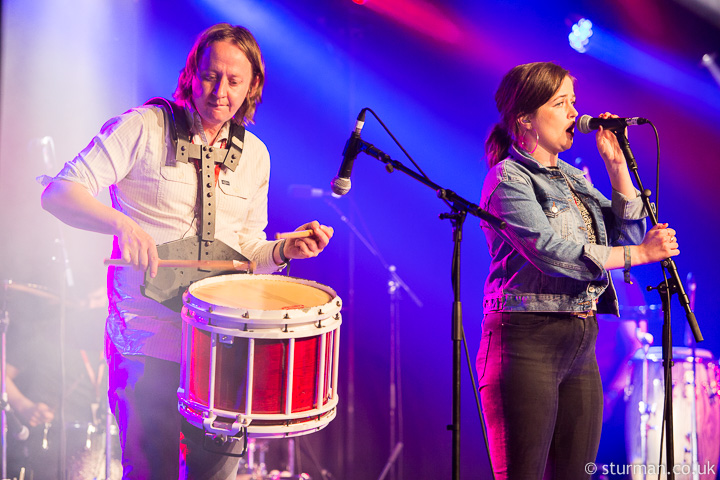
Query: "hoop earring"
529 128 539 155
519 128 539 155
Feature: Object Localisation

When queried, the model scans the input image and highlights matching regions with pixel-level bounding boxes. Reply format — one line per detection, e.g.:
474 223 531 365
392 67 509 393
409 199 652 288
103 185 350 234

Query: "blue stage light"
569 18 593 53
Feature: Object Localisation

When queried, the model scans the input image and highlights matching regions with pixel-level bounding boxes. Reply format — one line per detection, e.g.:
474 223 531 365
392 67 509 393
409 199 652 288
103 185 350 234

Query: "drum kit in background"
625 346 720 480
0 279 122 480
598 272 720 480
2 272 342 480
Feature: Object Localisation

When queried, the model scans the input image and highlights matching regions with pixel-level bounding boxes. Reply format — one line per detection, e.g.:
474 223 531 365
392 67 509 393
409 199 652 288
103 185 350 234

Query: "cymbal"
3 280 59 302
2 281 109 314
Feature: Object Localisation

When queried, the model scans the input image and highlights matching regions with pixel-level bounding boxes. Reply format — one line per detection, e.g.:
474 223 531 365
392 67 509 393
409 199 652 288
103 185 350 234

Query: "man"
41 23 333 479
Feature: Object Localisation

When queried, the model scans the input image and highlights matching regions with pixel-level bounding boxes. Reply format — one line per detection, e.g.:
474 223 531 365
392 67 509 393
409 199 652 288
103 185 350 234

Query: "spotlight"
569 18 593 53
701 53 720 89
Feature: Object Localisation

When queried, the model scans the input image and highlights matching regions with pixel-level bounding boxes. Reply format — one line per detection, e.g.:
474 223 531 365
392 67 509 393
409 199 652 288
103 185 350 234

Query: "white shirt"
54 103 281 361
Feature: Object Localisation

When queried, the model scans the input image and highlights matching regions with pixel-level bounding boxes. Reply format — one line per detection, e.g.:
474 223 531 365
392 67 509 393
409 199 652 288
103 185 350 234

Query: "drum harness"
142 98 256 451
140 98 253 316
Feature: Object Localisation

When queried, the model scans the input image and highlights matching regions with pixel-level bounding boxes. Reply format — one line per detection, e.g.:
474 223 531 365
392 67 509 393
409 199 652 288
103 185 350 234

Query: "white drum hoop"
178 274 342 439
182 274 342 328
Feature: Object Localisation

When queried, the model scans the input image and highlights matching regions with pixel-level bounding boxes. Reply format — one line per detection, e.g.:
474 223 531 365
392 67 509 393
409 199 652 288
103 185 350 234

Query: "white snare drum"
178 274 342 439
625 346 720 479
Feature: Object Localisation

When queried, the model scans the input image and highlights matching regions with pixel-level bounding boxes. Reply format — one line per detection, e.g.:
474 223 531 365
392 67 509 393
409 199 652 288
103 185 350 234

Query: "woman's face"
526 75 578 158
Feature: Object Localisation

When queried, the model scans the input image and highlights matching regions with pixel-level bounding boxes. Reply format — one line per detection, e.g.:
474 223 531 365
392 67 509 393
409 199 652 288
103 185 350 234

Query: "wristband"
623 245 632 284
278 239 290 264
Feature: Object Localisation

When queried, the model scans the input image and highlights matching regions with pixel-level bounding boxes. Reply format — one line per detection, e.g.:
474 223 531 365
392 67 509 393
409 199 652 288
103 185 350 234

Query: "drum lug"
202 412 250 437
219 334 234 345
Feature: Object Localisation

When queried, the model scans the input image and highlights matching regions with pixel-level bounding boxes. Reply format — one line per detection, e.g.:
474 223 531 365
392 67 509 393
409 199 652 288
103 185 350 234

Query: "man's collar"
181 100 230 147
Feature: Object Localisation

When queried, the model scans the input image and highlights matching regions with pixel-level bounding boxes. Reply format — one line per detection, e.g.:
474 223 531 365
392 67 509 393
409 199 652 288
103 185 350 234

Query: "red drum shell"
179 274 342 438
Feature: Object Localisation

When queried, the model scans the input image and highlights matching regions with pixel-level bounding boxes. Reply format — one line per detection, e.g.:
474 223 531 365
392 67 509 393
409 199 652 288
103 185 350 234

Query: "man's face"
191 40 256 135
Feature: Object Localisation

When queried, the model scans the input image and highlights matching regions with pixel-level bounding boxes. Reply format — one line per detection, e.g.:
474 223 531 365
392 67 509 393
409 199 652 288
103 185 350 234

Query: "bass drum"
625 347 720 479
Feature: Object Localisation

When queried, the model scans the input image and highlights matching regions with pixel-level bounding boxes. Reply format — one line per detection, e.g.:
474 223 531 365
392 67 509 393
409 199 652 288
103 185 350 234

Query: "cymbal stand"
1 293 9 480
0 287 25 480
636 332 652 480
322 198 421 480
684 273 699 480
54 213 73 480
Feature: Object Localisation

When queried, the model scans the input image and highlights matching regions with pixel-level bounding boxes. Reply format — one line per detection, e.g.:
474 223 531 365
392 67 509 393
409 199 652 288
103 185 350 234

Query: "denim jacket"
480 146 647 315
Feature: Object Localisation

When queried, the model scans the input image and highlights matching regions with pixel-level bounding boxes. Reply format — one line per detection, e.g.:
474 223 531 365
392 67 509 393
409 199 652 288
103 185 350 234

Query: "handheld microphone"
577 115 648 134
331 109 367 196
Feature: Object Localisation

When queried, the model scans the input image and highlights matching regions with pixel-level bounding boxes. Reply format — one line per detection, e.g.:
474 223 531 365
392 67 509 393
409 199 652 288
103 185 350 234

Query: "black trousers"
107 349 243 480
476 312 603 480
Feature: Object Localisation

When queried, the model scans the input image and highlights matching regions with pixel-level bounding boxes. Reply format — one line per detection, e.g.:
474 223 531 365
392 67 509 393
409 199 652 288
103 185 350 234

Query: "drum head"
183 274 341 327
191 275 333 311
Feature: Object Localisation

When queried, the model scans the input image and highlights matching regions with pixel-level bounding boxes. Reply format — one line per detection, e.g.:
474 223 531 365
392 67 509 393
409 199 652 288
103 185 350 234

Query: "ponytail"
485 123 513 168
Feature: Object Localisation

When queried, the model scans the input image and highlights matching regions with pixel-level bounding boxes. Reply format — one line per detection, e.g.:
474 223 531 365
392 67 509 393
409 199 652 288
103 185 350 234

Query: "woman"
475 62 678 479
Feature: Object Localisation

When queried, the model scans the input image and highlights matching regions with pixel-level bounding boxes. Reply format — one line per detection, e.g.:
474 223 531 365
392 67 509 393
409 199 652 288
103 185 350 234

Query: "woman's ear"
516 115 532 131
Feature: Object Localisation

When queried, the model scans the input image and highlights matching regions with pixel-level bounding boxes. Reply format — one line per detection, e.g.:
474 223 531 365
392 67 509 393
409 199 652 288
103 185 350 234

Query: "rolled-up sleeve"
607 188 647 246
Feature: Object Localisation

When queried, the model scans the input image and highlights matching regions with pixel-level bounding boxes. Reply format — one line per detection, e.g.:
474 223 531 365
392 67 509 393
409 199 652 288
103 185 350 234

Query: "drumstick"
275 230 314 240
104 258 256 272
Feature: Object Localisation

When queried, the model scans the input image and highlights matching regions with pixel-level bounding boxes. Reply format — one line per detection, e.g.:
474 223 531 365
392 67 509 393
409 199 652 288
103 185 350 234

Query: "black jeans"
476 312 603 480
107 348 243 479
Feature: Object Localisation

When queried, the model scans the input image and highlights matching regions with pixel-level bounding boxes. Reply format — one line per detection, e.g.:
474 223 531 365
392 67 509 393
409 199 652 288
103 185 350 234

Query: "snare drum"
625 347 720 479
178 274 342 439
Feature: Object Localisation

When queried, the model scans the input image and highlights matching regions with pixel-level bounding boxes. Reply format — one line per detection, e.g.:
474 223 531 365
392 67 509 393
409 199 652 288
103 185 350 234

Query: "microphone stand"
612 130 702 480
351 138 504 480
1 287 10 480
321 198 421 480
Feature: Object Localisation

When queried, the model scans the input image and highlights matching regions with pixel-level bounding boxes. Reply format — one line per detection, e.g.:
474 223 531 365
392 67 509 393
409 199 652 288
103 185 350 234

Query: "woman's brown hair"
485 62 570 167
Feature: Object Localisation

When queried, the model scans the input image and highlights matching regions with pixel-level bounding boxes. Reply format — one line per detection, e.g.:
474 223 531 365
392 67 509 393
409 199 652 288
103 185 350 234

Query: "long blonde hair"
174 23 265 126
